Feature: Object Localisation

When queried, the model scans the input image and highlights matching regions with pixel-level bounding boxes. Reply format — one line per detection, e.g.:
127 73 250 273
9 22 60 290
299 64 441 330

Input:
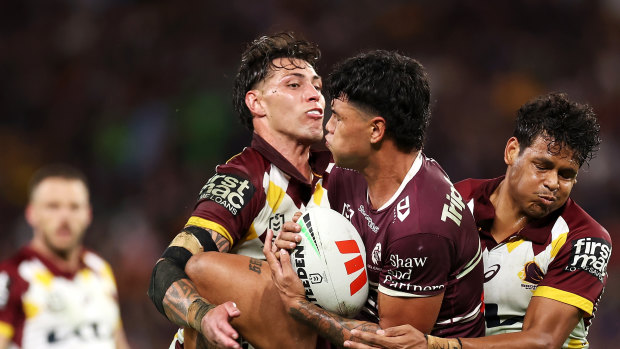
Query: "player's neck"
489 180 529 243
259 131 314 181
364 147 419 210
30 238 82 274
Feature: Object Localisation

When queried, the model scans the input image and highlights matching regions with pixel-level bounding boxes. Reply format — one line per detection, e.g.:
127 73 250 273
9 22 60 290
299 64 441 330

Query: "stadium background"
1 1 619 347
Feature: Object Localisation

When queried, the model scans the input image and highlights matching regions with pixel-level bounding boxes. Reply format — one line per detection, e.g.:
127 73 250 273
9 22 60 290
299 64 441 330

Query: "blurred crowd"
1 0 618 347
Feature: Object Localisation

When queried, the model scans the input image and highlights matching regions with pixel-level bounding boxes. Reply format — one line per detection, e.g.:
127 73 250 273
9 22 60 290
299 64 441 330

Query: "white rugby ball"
290 207 368 318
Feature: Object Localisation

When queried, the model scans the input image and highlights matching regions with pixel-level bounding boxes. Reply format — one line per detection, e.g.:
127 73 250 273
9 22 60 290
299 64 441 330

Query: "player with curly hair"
147 32 332 349
344 93 611 349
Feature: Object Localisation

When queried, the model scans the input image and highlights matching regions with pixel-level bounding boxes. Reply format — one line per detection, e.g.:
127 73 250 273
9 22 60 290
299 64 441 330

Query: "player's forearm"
459 331 555 349
162 278 213 329
288 299 380 345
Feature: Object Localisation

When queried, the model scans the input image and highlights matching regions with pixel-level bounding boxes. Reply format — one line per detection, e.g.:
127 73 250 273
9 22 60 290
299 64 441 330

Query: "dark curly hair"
325 50 430 152
232 32 321 131
514 93 601 167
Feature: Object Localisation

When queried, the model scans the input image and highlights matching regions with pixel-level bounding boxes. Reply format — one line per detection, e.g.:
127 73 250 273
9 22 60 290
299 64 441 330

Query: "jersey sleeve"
379 233 453 297
534 229 611 316
0 264 23 341
188 169 264 247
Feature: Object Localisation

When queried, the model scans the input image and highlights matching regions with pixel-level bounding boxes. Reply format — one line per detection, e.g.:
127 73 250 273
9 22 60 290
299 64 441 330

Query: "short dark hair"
232 32 321 131
28 164 89 200
326 50 430 152
514 92 601 167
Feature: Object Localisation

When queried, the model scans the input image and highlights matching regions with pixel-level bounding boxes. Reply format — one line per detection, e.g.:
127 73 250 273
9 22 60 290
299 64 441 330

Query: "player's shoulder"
562 199 611 242
0 247 35 273
219 147 268 176
454 178 491 199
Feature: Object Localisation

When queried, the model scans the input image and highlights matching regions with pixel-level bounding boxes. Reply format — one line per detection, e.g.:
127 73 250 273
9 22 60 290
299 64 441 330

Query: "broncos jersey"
0 246 122 349
456 177 611 348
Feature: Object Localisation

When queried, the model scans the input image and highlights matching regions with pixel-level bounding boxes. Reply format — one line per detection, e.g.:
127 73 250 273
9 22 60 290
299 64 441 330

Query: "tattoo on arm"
289 299 380 346
210 230 231 252
249 258 262 274
162 278 204 327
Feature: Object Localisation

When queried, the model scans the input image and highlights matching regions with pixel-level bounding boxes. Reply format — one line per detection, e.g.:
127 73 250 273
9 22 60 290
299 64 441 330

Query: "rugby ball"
290 207 368 318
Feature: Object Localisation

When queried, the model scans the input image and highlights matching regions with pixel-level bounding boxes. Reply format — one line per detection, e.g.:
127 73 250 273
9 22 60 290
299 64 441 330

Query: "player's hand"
275 211 302 250
343 325 427 349
263 229 306 308
200 301 242 349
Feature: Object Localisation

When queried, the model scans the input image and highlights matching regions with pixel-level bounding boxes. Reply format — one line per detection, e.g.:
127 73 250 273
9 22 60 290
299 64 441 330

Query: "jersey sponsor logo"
396 197 410 222
335 240 368 296
389 254 427 268
484 264 500 283
565 237 611 282
358 205 379 233
0 272 9 308
441 178 465 226
47 322 113 344
518 261 544 290
371 243 382 265
198 173 255 216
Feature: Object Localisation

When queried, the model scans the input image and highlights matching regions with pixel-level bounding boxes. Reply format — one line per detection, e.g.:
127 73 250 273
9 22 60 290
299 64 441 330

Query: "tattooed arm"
149 227 242 349
263 229 380 346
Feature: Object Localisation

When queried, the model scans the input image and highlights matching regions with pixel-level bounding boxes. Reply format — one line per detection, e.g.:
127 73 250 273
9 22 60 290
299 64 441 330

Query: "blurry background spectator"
1 0 618 347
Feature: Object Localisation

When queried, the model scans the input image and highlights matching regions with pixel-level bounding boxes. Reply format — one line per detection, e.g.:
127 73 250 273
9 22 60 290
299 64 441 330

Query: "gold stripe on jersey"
533 286 594 315
35 269 53 287
267 180 286 212
186 217 233 246
242 223 259 244
23 301 39 318
169 231 203 255
506 238 526 253
550 232 568 258
567 338 587 348
0 321 13 338
313 182 324 206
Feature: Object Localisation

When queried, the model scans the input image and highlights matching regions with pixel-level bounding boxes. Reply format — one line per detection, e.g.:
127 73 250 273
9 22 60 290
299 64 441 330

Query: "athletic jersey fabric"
325 152 485 338
456 176 612 348
187 133 332 259
0 246 122 349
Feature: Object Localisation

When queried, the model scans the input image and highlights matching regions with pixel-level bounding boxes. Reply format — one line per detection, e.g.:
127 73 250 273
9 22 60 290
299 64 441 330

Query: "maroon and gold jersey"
325 153 485 338
0 246 122 349
187 133 332 258
456 177 612 348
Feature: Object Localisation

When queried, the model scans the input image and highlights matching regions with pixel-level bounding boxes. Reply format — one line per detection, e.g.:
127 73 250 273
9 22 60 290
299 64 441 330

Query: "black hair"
232 32 321 131
514 92 601 167
326 50 430 152
28 164 89 200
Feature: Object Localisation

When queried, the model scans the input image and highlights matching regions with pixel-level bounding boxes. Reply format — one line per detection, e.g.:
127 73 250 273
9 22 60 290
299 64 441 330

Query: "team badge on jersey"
371 243 382 265
198 173 255 215
565 237 611 282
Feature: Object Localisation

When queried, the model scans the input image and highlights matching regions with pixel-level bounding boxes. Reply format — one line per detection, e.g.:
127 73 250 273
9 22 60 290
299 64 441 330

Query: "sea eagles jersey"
325 152 485 338
456 177 612 348
187 133 332 259
0 246 122 349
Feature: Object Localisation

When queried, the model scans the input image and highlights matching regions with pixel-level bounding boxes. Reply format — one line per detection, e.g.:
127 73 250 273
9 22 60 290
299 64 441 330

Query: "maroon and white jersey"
456 177 612 348
325 152 485 338
187 133 332 258
0 246 122 349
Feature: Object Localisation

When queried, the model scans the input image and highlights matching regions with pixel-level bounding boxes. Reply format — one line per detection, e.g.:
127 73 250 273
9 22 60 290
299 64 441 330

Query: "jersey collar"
251 133 332 185
472 176 567 245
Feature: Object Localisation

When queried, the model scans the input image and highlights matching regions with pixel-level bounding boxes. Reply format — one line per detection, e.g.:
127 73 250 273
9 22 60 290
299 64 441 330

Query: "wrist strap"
187 298 215 332
426 334 462 349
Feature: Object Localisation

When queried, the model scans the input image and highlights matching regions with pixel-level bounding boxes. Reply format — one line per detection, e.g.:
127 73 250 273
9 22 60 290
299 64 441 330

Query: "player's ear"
25 204 36 226
505 137 520 165
245 90 266 117
369 116 386 144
